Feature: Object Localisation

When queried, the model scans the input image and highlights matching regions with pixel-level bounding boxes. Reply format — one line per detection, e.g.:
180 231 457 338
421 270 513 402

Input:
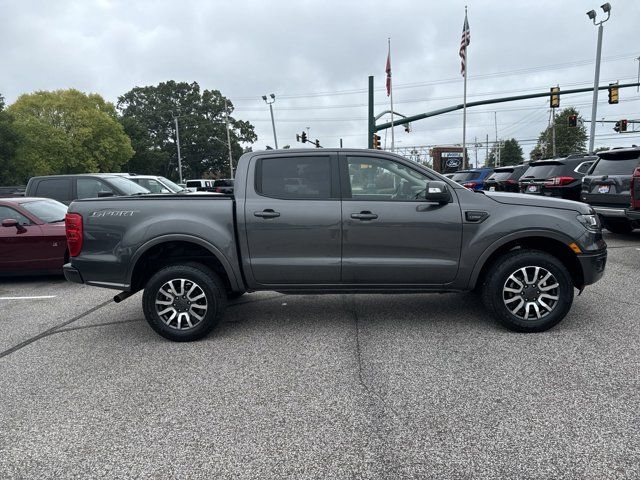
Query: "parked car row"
449 148 640 234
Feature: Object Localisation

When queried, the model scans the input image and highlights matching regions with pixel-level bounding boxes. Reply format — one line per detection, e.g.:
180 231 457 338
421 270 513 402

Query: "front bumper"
63 263 84 284
577 250 607 287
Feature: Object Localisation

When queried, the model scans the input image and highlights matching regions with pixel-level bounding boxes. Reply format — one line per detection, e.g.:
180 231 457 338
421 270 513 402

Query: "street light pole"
224 99 234 179
262 94 278 149
172 113 183 184
587 3 611 154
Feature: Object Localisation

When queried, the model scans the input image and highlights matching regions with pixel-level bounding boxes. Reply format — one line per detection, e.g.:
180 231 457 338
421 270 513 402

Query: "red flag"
386 50 391 96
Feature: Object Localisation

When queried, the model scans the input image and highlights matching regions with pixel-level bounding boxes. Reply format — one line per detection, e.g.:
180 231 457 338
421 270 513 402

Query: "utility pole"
474 136 478 168
485 134 489 166
172 114 183 184
494 112 499 167
262 94 278 149
224 99 234 179
551 108 557 157
586 3 611 154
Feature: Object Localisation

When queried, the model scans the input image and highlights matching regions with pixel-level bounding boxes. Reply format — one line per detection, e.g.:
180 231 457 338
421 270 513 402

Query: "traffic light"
372 133 381 149
608 83 619 104
314 139 320 148
301 131 307 143
620 120 627 133
568 114 577 127
295 134 300 142
550 86 560 108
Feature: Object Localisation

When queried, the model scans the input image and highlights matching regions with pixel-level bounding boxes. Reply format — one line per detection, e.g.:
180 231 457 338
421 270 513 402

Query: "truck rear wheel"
481 249 574 332
142 264 227 341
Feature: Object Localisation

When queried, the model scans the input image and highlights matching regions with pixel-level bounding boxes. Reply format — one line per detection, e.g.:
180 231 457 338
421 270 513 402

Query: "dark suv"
483 165 528 192
25 174 150 205
581 147 640 234
519 154 596 201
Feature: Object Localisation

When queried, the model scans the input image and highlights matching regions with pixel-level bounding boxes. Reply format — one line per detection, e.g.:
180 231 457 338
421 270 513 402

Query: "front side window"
0 206 31 225
77 179 114 199
138 178 165 193
346 156 428 201
105 177 150 195
257 156 332 199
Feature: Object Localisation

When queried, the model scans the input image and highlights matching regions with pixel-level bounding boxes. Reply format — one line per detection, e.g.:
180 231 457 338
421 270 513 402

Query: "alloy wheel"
502 266 560 320
154 278 208 330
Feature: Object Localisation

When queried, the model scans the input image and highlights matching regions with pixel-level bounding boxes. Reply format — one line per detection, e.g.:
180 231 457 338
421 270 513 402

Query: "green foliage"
486 138 524 167
6 89 133 183
0 109 20 185
594 146 610 153
117 81 257 179
530 107 587 160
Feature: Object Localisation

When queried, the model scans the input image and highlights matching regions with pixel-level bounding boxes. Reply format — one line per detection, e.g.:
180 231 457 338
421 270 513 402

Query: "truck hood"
484 191 592 213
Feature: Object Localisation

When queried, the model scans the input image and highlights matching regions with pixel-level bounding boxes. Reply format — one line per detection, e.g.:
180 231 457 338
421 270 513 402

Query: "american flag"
386 49 392 96
459 12 470 77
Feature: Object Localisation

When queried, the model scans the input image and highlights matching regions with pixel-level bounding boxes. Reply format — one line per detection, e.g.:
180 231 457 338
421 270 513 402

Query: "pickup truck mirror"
423 181 451 204
97 191 114 198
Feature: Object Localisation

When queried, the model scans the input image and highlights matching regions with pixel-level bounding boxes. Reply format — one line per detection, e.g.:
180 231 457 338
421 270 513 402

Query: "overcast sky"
1 0 639 164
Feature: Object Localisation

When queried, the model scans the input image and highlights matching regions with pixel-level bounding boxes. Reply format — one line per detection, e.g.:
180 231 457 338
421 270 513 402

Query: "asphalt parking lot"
1 231 639 479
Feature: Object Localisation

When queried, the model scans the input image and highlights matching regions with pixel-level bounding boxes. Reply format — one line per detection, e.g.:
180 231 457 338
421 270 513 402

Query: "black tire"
142 264 227 342
604 218 634 235
481 249 574 333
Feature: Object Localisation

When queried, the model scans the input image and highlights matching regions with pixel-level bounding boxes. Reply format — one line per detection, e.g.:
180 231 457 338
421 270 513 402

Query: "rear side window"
575 161 594 174
256 156 332 199
186 181 201 188
34 178 72 202
591 157 640 176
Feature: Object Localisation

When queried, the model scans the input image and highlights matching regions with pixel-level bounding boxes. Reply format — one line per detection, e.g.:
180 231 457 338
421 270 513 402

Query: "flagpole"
389 37 395 152
462 7 468 168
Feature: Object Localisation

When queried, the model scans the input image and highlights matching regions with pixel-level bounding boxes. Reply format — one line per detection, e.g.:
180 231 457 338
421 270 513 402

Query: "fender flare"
126 234 242 291
467 229 577 289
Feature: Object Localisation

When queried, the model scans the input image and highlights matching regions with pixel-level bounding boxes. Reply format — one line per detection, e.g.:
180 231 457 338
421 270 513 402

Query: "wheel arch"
469 230 584 290
127 234 242 293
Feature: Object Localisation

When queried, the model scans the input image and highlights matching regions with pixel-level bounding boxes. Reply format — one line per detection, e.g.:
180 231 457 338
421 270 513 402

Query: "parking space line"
0 296 57 300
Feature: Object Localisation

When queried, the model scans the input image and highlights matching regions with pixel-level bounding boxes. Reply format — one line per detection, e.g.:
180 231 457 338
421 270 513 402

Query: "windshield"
451 171 481 182
158 177 183 192
106 176 150 195
21 199 68 223
521 163 564 180
591 158 640 176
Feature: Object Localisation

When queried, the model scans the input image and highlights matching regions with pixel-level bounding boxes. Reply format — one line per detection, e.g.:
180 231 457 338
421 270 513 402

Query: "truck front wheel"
142 264 227 341
481 249 574 332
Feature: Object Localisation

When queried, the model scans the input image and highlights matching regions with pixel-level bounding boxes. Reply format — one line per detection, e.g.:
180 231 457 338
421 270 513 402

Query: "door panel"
341 154 462 285
244 154 341 285
0 206 46 272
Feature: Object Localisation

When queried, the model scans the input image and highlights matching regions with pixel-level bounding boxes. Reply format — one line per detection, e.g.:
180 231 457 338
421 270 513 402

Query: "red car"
0 197 68 275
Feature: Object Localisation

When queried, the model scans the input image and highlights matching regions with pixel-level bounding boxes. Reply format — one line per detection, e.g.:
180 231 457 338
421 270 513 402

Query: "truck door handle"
351 211 378 220
254 209 280 218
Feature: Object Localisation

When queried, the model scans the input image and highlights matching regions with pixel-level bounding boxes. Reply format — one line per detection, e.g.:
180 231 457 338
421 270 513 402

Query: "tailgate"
581 175 631 207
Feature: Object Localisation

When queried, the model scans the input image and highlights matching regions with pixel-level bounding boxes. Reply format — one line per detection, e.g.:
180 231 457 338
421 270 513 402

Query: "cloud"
1 0 638 160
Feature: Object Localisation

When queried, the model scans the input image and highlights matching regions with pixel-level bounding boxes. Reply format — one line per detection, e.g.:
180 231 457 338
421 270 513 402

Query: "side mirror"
423 181 451 204
2 218 27 233
97 191 114 198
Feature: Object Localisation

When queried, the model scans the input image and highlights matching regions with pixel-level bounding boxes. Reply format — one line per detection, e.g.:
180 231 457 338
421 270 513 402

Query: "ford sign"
445 158 461 168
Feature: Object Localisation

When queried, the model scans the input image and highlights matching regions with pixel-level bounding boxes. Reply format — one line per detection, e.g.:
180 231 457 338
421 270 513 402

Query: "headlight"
576 213 600 231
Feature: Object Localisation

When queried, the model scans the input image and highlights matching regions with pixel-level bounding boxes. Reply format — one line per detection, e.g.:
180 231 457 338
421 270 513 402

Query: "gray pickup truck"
64 149 607 341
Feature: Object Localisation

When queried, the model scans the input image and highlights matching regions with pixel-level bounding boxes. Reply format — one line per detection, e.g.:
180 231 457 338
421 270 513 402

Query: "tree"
117 81 257 179
6 89 133 183
486 138 524 167
530 107 587 160
0 96 20 185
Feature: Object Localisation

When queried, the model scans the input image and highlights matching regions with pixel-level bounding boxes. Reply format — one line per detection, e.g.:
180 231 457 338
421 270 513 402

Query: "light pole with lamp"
262 94 278 149
586 2 611 154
